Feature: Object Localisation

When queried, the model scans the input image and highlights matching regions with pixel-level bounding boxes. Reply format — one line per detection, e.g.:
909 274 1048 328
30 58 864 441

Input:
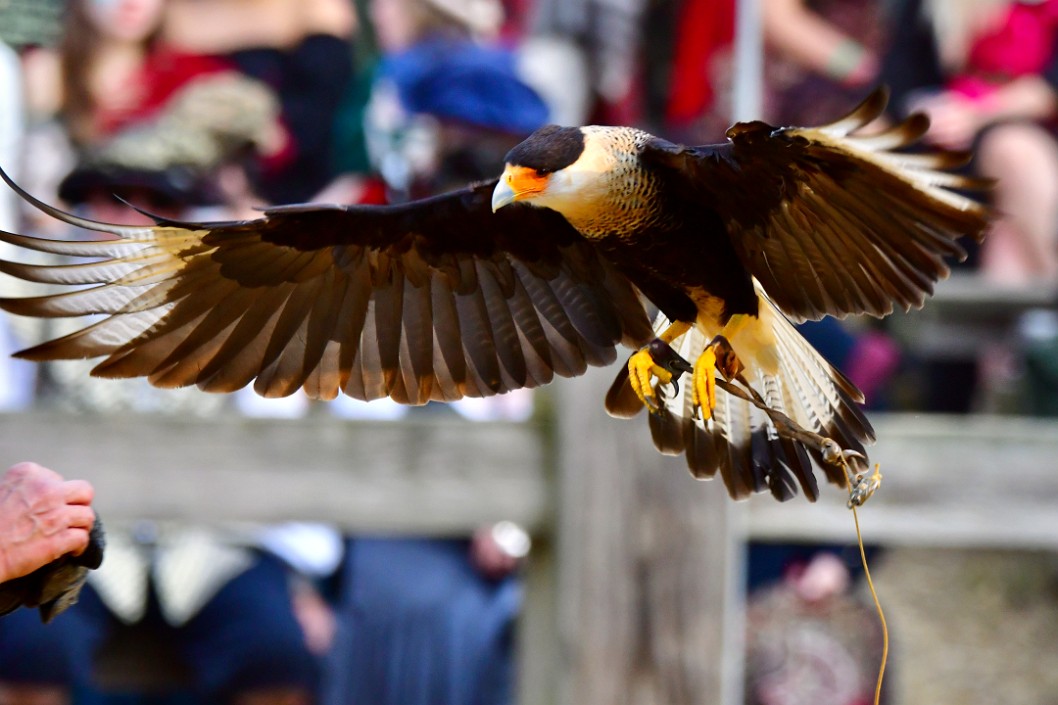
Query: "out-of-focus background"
1 1 1057 704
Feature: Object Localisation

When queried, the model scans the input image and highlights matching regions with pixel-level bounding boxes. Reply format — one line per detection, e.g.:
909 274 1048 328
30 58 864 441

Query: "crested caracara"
0 88 989 501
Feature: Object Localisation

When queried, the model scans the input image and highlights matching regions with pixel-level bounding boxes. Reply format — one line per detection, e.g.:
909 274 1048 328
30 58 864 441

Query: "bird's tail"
605 298 874 501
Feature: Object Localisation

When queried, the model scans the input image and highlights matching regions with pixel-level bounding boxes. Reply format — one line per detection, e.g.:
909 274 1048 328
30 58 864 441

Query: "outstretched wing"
0 173 654 403
641 87 991 323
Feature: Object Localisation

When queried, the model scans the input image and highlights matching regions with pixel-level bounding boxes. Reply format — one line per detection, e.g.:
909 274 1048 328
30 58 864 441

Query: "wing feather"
0 170 653 403
641 86 990 322
428 272 467 400
398 272 435 404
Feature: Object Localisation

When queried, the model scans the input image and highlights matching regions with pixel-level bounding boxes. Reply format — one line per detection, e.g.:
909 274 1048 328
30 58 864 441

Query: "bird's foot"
821 439 880 507
627 338 693 413
847 465 884 508
692 336 744 421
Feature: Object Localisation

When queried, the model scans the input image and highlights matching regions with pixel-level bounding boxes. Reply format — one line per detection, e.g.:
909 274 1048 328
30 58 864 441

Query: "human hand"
0 462 96 584
910 91 983 150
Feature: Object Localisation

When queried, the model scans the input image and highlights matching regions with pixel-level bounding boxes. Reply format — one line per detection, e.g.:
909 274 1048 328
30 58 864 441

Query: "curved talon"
711 335 744 379
627 340 693 413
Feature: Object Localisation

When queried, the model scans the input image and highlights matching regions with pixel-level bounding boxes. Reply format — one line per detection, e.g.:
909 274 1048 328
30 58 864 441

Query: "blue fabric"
0 552 318 703
796 318 856 369
0 582 109 685
380 36 549 136
177 551 320 699
324 538 520 705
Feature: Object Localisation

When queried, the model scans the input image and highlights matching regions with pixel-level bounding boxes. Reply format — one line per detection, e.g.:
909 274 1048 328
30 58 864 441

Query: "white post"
731 0 764 122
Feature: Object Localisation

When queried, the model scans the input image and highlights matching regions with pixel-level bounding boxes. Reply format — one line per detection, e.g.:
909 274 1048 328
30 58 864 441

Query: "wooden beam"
0 410 549 535
888 273 1058 358
5 406 1056 548
549 367 742 705
747 413 1058 549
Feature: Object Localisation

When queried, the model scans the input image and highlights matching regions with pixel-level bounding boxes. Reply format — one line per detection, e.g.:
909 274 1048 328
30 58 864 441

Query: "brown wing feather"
0 170 654 403
641 86 991 323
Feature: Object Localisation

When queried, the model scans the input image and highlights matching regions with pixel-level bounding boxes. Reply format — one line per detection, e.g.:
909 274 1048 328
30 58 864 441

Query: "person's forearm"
974 76 1058 124
762 0 874 82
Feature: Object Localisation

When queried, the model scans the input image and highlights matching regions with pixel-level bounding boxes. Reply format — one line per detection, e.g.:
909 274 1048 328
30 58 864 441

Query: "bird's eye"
535 169 551 177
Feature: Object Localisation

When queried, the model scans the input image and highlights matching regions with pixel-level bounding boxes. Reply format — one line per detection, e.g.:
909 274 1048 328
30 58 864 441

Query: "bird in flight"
0 88 988 501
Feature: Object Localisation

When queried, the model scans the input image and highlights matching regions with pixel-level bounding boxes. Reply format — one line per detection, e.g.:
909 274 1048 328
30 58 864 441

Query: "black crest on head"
504 125 585 173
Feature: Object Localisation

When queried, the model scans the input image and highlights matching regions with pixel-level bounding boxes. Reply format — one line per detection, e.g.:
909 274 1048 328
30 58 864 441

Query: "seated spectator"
162 0 357 203
16 0 289 222
882 0 1058 286
664 0 885 146
323 533 523 705
744 548 888 705
364 0 550 197
761 0 884 126
880 0 1058 412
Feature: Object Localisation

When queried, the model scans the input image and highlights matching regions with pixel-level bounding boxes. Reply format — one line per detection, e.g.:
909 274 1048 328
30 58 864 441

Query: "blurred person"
0 38 38 410
665 0 886 142
882 0 1058 286
162 0 357 203
880 0 1058 412
744 548 888 705
364 0 549 197
761 0 885 126
323 531 524 705
27 0 222 146
16 0 289 219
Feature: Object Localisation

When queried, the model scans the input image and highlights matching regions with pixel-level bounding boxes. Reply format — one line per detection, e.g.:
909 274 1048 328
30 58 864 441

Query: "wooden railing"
4 360 1058 704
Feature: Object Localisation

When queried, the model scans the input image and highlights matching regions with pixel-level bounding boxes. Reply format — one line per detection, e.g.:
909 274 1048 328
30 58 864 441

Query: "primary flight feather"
0 88 989 501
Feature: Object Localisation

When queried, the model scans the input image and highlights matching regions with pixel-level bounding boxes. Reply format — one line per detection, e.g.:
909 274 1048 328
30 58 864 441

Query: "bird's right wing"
0 173 654 404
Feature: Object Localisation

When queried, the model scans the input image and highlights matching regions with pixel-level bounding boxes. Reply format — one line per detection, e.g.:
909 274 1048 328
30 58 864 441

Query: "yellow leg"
627 321 692 412
720 313 751 343
691 316 750 420
692 346 718 420
658 320 693 345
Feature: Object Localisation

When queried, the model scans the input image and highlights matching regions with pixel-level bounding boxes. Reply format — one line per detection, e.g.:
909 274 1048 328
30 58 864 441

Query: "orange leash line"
846 464 889 705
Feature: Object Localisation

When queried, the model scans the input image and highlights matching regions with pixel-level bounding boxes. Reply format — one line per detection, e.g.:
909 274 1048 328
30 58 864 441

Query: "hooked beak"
492 166 550 212
491 178 516 212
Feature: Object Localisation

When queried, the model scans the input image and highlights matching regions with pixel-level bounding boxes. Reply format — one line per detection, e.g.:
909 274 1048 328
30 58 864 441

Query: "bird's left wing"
0 172 653 404
641 87 991 323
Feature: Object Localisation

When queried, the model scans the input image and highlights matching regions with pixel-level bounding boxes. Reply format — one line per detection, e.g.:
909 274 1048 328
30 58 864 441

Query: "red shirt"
92 45 234 138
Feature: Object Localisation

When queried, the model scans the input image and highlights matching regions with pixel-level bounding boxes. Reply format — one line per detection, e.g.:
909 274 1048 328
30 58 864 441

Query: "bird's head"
492 125 639 225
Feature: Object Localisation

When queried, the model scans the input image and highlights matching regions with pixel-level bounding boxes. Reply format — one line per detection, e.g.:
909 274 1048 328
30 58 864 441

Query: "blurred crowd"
1 0 1058 703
